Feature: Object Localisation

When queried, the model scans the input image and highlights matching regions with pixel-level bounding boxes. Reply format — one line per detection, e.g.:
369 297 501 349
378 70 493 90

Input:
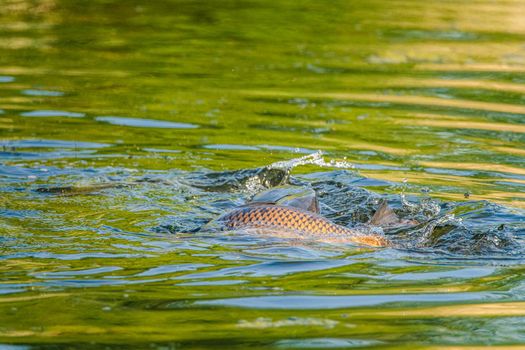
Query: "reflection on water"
197 292 495 309
95 116 199 129
20 110 84 118
1 139 110 148
21 89 64 97
1 0 525 348
0 76 15 83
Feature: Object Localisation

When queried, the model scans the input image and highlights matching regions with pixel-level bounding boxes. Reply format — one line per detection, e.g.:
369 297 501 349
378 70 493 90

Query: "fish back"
217 204 348 235
216 204 389 247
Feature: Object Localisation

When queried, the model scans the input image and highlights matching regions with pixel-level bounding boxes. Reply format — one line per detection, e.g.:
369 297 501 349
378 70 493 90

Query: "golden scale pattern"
219 205 347 235
217 205 389 247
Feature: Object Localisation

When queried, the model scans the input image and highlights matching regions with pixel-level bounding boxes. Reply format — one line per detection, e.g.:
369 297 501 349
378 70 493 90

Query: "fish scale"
216 204 388 247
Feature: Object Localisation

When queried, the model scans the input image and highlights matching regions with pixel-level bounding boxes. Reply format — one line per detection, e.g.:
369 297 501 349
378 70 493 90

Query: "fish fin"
351 234 390 247
250 186 290 204
250 186 320 213
280 195 320 214
370 200 400 227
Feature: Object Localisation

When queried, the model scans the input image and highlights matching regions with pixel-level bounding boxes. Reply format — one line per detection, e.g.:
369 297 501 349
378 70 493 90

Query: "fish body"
216 203 389 247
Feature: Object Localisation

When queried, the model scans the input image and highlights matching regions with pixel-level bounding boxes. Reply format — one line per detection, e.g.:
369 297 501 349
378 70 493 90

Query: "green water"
1 0 525 348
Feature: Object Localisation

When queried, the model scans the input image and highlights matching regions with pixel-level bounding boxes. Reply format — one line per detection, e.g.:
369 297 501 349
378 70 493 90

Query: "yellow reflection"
392 171 488 187
438 192 525 208
495 177 525 185
378 0 525 35
0 37 53 50
378 301 525 317
355 169 525 208
427 347 525 350
419 160 525 177
416 63 525 73
493 146 525 157
246 90 525 115
0 118 13 128
381 78 525 95
369 43 522 67
395 118 525 134
2 96 41 103
0 66 129 77
0 293 67 303
323 137 415 156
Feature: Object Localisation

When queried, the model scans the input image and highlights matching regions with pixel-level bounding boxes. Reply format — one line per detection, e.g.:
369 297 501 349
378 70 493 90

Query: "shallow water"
1 0 525 348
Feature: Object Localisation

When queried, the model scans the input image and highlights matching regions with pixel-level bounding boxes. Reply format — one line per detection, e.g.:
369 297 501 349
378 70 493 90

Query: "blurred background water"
1 0 525 348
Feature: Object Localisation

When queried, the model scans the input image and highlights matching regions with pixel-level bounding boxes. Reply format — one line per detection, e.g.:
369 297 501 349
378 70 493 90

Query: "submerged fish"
213 186 395 247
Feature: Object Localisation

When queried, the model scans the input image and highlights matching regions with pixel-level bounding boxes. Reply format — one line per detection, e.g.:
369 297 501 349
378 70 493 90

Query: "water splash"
180 154 524 255
16 152 525 256
269 151 354 171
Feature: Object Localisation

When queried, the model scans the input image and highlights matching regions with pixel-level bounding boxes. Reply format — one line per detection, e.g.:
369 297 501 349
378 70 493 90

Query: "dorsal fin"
279 194 319 213
249 186 320 213
370 200 400 227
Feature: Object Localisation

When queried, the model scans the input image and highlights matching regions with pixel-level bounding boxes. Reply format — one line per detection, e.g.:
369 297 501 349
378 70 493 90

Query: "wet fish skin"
216 204 389 247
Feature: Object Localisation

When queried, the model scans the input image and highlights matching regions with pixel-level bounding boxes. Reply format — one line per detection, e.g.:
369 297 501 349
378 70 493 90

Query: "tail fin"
370 200 400 227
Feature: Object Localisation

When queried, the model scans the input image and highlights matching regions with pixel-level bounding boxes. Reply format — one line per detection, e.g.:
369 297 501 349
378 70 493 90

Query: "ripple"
0 344 30 350
21 89 64 97
420 161 525 177
0 164 48 179
96 116 198 129
258 145 315 153
198 292 495 309
0 288 25 295
0 149 99 162
239 317 338 329
415 63 525 73
135 263 211 277
202 144 261 151
0 76 14 83
177 260 354 279
0 139 110 149
247 90 525 116
387 267 496 281
379 301 525 317
353 163 409 171
34 266 122 279
20 110 85 118
396 116 525 134
177 279 246 286
41 278 164 288
274 338 381 348
2 252 153 260
245 246 341 259
384 77 525 95
0 209 40 219
143 147 181 153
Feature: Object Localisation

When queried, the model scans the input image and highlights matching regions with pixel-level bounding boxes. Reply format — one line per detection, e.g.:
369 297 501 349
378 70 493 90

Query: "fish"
216 203 389 246
212 186 393 247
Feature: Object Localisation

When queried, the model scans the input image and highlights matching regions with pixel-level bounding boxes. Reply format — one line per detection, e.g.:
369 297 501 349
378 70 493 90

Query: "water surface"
1 0 525 349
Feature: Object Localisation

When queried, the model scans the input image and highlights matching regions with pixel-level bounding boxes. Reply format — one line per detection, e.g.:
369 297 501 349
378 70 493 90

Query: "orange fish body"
216 204 389 247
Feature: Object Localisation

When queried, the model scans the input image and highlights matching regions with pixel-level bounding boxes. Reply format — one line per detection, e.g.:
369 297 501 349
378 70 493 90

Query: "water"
1 0 525 348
